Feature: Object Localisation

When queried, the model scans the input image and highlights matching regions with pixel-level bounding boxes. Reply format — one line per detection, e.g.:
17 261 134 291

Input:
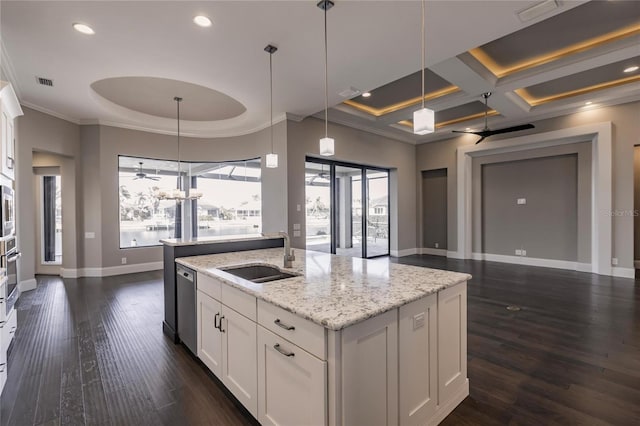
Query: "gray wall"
481 155 578 261
16 107 81 285
421 169 447 250
635 145 640 263
287 117 417 253
85 122 288 269
471 143 591 263
416 101 639 269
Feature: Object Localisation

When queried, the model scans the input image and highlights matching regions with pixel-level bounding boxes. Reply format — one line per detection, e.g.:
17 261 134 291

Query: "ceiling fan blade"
148 177 161 181
485 123 535 136
452 130 477 135
475 136 487 144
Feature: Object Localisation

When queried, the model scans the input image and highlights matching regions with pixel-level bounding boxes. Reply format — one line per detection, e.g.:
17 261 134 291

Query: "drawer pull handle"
274 344 295 357
274 319 295 331
219 316 225 333
0 363 5 373
214 313 220 330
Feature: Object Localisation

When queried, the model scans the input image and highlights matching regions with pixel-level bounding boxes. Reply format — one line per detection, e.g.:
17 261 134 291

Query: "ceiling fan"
133 162 160 181
452 92 534 144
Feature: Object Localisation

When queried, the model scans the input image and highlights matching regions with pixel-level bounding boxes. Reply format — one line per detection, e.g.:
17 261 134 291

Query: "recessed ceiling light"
72 23 95 35
623 65 639 73
362 92 371 98
585 101 592 105
465 127 471 131
193 15 212 27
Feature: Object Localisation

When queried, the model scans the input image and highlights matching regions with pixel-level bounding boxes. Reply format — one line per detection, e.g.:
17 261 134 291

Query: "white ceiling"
0 0 607 140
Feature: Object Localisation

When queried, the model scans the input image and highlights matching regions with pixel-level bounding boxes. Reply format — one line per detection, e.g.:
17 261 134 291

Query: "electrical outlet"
85 232 95 239
434 242 439 248
521 249 527 256
515 249 522 256
296 204 301 212
121 257 127 265
612 258 619 266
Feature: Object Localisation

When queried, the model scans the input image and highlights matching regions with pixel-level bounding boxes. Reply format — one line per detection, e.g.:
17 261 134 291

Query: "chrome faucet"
262 231 295 268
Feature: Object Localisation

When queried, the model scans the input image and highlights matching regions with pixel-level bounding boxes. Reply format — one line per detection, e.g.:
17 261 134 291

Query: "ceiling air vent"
36 76 54 87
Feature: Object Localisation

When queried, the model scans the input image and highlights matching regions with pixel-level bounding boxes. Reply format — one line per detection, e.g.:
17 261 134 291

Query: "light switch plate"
293 230 301 237
293 223 301 231
296 204 301 212
85 232 95 239
515 249 522 256
517 198 527 205
521 250 527 256
612 258 619 266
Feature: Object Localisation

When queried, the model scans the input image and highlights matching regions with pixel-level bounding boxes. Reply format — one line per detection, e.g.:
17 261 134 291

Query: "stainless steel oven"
0 186 14 238
0 237 19 320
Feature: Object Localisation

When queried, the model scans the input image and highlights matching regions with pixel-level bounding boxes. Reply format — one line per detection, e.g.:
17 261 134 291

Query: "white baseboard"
576 263 593 273
612 267 635 279
390 248 418 257
419 247 447 256
61 261 163 278
18 278 37 292
446 251 465 259
472 252 584 271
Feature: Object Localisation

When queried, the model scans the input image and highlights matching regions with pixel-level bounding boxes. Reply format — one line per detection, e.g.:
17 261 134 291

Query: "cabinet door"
257 326 327 426
342 309 398 426
221 305 258 417
399 294 437 426
438 282 467 404
197 290 222 377
0 111 6 179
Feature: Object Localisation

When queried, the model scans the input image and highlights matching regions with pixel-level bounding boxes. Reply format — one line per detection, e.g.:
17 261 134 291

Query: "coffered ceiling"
1 1 638 142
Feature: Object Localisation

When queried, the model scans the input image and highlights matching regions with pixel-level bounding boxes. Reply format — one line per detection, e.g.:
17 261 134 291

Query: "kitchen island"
177 248 471 426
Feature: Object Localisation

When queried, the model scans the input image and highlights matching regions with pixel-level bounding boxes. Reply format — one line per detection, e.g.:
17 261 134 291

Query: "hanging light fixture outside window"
265 44 279 168
156 97 202 200
318 0 335 156
413 0 435 135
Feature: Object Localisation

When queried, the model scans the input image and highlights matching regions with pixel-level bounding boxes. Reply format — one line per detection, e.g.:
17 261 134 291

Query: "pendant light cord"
324 2 329 138
174 96 182 191
270 51 274 154
421 0 425 109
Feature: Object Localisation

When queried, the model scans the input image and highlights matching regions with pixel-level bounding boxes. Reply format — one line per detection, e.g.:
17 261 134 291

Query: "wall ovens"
0 237 19 321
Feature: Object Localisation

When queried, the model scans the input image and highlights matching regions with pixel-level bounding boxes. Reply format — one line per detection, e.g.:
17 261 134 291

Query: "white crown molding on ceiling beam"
311 111 417 145
0 42 21 100
497 41 640 92
21 101 80 124
80 113 289 139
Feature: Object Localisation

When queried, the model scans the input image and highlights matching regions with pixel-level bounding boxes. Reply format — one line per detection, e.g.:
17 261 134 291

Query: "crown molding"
20 101 80 124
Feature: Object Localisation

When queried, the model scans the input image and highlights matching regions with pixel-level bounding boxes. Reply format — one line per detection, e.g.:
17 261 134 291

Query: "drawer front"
258 300 326 360
4 309 16 348
221 284 256 321
197 272 221 301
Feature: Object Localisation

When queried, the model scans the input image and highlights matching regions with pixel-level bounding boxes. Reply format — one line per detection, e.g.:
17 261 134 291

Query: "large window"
118 156 262 248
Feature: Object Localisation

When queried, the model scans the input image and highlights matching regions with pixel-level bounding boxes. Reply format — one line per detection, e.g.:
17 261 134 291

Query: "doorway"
422 169 448 252
305 158 390 258
37 175 62 274
634 145 640 271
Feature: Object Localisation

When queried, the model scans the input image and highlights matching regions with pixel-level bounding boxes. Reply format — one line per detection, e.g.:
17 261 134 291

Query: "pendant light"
318 0 335 156
156 97 201 200
413 0 435 135
265 44 278 168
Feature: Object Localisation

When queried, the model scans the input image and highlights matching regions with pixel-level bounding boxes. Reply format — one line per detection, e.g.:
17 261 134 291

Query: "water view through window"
118 156 261 248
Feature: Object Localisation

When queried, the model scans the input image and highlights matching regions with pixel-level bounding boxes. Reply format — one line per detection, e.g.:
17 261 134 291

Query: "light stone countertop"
176 248 471 331
160 234 271 247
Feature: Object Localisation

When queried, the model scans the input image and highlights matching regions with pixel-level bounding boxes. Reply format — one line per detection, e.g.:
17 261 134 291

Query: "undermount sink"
221 265 298 283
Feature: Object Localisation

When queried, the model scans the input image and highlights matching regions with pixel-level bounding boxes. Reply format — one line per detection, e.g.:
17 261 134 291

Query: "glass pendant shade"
413 107 435 135
319 137 335 156
266 153 278 168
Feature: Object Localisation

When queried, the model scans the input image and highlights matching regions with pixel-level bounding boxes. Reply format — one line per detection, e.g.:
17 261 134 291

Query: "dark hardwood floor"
1 257 638 425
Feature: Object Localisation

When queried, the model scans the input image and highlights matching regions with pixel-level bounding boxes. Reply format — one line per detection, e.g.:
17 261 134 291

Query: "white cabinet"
197 290 223 376
0 82 22 182
437 282 467 405
341 309 398 426
399 294 438 426
220 304 257 415
196 275 258 417
257 326 327 426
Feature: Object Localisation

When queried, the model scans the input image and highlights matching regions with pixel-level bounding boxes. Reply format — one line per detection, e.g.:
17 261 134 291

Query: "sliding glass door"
305 158 389 258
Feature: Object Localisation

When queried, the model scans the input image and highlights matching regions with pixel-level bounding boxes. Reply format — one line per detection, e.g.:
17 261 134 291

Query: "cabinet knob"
274 343 295 358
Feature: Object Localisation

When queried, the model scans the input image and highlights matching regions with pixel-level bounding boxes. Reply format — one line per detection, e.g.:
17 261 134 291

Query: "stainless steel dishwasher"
176 265 197 355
